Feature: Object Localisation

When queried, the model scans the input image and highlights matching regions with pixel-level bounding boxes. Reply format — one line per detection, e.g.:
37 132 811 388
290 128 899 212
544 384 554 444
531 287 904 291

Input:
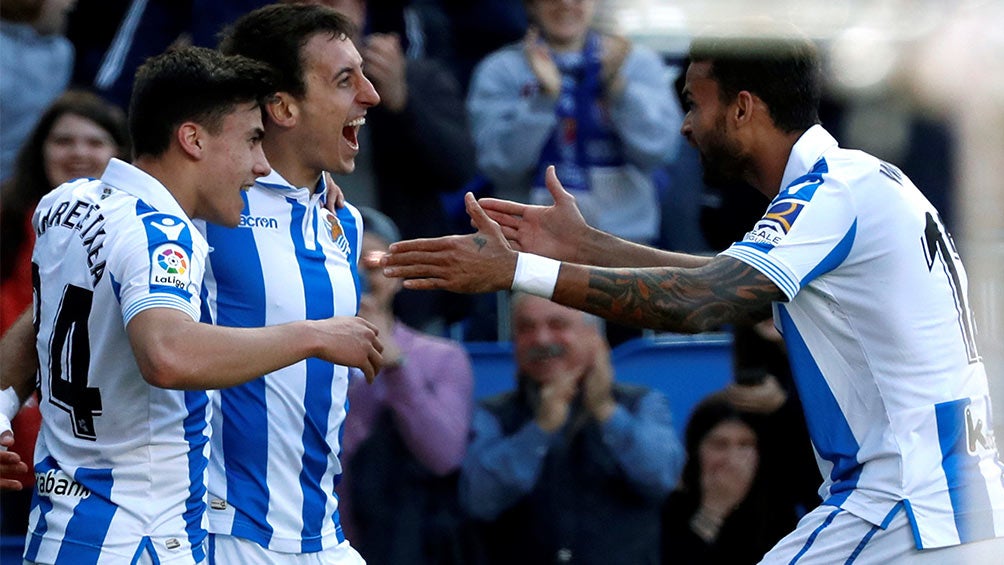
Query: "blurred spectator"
460 294 683 564
661 393 800 565
467 0 681 245
316 0 477 334
439 0 527 90
0 90 129 333
340 207 478 564
0 0 76 181
86 0 270 108
0 89 128 535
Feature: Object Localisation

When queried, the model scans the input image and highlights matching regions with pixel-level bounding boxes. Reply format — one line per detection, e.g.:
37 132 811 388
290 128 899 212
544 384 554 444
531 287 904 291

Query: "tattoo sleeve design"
583 256 783 332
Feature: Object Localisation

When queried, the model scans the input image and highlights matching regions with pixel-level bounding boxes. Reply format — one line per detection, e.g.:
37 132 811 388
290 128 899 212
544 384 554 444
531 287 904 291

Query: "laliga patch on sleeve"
142 213 195 298
742 198 806 249
150 243 191 291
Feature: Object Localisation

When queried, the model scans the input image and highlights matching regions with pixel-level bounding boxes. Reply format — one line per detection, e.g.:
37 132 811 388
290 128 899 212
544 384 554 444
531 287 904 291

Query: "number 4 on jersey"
33 262 103 440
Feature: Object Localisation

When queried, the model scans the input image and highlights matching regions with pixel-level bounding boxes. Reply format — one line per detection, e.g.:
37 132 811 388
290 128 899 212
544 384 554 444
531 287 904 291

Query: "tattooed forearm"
581 256 783 333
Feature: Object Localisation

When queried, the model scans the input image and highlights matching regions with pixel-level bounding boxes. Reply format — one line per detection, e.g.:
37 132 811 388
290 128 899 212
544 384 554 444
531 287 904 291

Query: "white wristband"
0 387 19 441
512 252 561 299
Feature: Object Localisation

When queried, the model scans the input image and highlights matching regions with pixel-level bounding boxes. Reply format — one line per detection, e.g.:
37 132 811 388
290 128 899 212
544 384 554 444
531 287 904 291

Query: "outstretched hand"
478 166 591 263
382 192 518 294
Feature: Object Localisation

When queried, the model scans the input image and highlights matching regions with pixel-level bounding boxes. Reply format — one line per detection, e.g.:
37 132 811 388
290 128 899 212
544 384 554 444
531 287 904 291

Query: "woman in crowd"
661 394 799 564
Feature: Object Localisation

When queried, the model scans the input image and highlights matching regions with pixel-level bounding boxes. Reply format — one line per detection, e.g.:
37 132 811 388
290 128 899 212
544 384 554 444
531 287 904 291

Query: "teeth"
346 117 366 127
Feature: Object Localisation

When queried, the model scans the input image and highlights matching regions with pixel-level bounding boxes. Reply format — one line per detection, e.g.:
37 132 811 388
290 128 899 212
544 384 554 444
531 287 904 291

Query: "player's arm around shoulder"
126 310 383 390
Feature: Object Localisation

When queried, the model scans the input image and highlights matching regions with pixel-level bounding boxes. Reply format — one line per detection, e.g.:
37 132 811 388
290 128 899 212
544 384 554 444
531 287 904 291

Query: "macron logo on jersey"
744 198 806 249
238 215 279 230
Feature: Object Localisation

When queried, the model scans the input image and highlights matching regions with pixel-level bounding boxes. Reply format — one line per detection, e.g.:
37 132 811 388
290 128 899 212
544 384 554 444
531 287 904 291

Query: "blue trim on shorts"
130 536 160 565
901 500 923 549
790 507 843 564
845 502 905 564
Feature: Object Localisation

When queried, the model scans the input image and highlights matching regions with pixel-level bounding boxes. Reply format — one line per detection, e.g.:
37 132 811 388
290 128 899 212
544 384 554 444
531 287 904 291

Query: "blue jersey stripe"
935 398 997 542
204 211 274 546
55 467 115 564
24 456 59 562
800 220 856 287
287 198 337 552
336 205 362 310
778 306 862 504
183 390 210 562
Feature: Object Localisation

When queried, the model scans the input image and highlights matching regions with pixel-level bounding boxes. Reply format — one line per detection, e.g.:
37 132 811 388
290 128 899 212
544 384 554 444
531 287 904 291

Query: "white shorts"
207 534 366 565
760 504 1004 564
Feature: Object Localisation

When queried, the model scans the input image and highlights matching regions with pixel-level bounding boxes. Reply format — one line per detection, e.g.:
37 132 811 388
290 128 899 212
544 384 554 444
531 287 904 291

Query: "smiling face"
526 0 595 51
43 113 120 187
291 32 379 176
680 61 751 188
512 294 597 386
196 103 270 226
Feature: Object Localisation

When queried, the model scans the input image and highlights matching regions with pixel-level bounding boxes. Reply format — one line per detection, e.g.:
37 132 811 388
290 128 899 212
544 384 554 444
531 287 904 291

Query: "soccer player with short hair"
0 46 382 564
381 28 1004 563
203 4 379 563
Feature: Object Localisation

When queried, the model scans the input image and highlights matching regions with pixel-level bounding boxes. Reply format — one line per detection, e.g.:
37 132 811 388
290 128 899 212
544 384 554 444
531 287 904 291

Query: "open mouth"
342 117 365 151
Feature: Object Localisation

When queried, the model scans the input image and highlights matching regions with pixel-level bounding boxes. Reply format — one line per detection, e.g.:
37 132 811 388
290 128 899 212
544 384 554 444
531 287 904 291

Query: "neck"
132 155 196 217
547 33 588 53
746 129 805 199
262 134 322 189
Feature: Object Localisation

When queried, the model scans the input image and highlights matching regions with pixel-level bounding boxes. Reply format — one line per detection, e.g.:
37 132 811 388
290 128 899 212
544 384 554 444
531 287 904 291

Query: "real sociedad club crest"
323 210 351 256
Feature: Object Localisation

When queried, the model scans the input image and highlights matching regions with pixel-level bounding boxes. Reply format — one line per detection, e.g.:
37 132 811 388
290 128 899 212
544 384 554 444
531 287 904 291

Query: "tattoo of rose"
473 236 487 251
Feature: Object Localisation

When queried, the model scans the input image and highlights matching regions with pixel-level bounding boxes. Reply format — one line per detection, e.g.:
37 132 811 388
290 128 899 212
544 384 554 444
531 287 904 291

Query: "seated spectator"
466 0 681 245
0 90 128 536
661 394 800 565
0 0 76 182
460 293 683 565
339 207 478 564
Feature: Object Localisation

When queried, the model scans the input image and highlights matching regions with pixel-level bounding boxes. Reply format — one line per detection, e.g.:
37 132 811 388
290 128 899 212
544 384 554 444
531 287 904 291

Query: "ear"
265 92 299 128
732 90 755 126
176 123 203 159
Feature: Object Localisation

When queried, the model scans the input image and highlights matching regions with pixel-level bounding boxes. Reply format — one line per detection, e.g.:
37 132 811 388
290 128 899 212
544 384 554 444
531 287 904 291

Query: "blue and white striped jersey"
197 170 362 554
27 159 212 564
722 125 1004 549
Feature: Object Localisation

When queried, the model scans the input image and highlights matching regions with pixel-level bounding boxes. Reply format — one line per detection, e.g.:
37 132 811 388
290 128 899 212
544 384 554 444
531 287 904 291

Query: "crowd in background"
0 0 959 563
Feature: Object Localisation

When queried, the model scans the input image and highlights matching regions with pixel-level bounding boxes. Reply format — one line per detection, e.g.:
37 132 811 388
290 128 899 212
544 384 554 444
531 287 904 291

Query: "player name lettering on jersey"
35 198 108 285
35 469 92 498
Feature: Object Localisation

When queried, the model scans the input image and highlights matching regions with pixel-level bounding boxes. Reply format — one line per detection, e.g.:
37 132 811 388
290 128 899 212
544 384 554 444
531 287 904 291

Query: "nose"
359 75 380 107
680 118 696 147
252 145 271 177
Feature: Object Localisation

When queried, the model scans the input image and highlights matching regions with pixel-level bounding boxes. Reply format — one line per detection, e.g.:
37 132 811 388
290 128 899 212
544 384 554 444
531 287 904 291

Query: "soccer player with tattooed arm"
381 29 1004 564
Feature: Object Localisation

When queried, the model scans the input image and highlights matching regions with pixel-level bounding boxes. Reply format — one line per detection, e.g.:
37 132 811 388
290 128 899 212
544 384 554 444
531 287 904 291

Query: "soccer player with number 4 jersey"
380 26 1004 563
0 46 382 564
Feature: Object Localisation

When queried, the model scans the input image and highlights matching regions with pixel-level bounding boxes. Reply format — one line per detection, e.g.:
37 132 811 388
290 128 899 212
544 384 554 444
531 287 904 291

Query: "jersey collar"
100 158 190 221
779 125 839 191
254 169 328 198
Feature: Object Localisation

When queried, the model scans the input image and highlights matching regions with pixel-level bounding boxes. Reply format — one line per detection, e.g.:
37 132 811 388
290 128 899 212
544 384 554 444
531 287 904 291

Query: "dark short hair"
219 3 357 99
128 46 277 158
1 90 130 280
689 33 821 133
